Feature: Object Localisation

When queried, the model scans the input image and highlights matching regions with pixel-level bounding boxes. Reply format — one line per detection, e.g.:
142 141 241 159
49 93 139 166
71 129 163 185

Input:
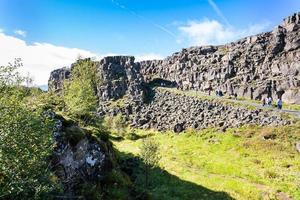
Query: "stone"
296 142 300 153
263 133 277 140
49 113 115 195
173 123 184 133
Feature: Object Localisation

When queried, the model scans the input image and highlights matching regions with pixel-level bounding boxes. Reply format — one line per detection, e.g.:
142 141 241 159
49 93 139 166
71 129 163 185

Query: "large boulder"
49 112 116 195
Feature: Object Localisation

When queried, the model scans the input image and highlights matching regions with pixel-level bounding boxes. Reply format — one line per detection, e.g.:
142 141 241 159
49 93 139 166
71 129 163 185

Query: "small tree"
139 137 160 188
64 58 98 116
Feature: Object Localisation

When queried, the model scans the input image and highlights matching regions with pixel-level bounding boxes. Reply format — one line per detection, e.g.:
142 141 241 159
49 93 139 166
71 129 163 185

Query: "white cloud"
14 29 27 37
0 32 98 85
0 32 164 86
135 53 164 61
179 19 271 46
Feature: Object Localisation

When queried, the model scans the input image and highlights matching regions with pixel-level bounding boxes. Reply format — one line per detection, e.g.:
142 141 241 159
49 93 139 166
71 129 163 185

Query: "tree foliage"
63 58 98 116
140 137 160 187
0 60 59 199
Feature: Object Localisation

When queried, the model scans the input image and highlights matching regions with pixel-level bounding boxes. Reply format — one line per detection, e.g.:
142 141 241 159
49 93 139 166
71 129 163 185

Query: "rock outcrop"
139 13 300 104
48 13 300 133
48 13 300 104
48 112 115 195
48 67 70 92
96 56 146 104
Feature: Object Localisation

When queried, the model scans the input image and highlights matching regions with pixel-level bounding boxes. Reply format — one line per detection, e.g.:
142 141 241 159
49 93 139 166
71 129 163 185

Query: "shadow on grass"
118 151 235 200
110 132 156 142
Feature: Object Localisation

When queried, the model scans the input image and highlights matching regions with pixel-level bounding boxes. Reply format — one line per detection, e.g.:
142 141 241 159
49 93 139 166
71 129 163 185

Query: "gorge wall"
139 13 300 104
48 13 300 132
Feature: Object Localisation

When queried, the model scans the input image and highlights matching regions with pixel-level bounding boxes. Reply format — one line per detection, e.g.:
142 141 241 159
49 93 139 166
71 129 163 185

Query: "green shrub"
63 58 98 116
104 114 127 137
140 137 160 188
0 60 61 199
113 114 127 135
125 132 140 140
79 183 103 200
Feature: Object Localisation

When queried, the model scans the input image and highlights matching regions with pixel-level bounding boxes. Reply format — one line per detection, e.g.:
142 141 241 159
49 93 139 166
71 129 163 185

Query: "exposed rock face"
100 89 290 132
97 56 145 104
139 13 300 104
48 13 300 132
49 112 114 194
48 56 146 104
48 67 70 92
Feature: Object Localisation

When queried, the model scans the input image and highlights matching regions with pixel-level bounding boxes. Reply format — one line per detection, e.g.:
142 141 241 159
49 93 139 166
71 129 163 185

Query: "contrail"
207 0 231 26
111 0 177 39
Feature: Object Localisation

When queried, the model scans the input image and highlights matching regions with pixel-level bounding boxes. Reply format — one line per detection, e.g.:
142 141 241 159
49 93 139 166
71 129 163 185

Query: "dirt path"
164 87 300 118
224 98 300 118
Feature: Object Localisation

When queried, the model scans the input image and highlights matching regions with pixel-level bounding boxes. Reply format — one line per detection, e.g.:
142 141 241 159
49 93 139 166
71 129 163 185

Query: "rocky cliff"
140 13 300 104
48 67 70 93
48 13 300 132
96 56 146 104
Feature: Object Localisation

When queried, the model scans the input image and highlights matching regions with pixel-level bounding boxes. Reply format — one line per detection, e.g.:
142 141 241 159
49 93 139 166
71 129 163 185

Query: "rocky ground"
99 88 291 132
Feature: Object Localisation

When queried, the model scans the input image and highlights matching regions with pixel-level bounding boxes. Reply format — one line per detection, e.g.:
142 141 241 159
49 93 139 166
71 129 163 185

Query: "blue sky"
0 0 299 85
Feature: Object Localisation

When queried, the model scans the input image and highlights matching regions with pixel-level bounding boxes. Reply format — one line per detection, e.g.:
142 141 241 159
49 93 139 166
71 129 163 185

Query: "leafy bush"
63 58 98 116
104 114 127 137
0 103 60 199
140 137 160 188
0 60 60 199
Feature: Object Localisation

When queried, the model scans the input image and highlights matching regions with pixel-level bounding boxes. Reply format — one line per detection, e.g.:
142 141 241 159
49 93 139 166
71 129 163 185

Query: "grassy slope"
113 124 300 200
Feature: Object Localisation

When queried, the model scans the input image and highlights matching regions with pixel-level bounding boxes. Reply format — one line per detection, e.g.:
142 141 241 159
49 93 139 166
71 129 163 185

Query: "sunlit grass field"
113 122 300 200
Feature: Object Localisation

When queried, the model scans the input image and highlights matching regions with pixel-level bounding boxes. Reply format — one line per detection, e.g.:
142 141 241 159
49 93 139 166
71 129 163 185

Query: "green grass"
283 103 300 111
113 123 300 200
107 95 128 109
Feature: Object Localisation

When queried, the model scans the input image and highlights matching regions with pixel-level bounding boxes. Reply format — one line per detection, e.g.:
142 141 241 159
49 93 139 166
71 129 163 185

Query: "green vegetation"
283 103 300 111
0 59 60 199
63 58 98 116
104 114 128 137
0 59 132 199
113 123 300 200
140 137 160 188
2 58 300 199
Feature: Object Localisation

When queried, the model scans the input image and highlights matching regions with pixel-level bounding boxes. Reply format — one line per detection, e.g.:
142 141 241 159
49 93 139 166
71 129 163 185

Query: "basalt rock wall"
96 56 146 104
139 13 300 104
48 13 299 132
